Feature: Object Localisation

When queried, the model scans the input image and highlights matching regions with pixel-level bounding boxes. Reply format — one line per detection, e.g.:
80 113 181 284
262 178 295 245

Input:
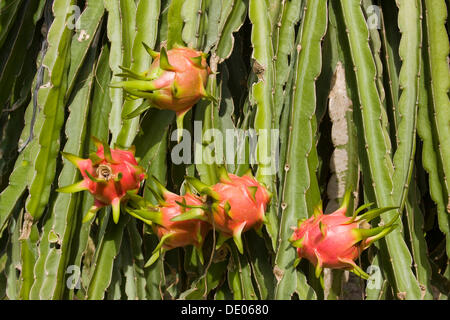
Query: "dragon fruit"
289 191 398 279
183 167 272 254
126 176 211 267
111 44 215 141
56 137 146 224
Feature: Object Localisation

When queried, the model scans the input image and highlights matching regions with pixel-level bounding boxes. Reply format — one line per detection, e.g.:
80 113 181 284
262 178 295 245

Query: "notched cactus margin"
423 0 450 213
392 0 422 213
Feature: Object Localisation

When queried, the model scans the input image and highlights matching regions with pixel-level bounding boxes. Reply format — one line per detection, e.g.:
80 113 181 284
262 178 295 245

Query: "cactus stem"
175 108 189 143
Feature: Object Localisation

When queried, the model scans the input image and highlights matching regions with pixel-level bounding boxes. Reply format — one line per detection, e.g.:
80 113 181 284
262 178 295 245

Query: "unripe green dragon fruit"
111 44 215 141
289 191 399 279
182 167 272 254
56 137 146 224
126 176 210 267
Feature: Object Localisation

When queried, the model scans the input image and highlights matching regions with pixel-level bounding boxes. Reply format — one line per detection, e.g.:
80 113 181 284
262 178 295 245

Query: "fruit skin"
56 137 146 224
184 167 272 254
211 173 270 238
290 191 399 279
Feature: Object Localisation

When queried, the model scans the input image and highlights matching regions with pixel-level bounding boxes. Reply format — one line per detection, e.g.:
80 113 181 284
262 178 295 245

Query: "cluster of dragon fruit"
57 44 398 279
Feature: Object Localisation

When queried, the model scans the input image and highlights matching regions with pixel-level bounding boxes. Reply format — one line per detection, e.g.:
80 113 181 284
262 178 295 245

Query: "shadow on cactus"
289 190 399 280
110 43 217 141
56 137 146 224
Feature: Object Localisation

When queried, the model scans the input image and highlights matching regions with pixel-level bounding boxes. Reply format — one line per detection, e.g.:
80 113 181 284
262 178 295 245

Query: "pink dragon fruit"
126 176 211 267
111 44 215 141
289 191 398 279
183 167 272 254
57 137 146 224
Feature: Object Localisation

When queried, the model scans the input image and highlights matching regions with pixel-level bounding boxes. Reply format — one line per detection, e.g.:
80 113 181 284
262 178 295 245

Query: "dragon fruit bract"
184 167 271 254
290 191 398 279
57 137 146 224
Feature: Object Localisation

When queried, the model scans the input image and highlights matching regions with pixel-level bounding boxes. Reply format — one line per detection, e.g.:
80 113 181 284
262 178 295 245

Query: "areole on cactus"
289 190 399 280
56 137 146 224
179 166 272 254
111 43 216 141
126 175 211 267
